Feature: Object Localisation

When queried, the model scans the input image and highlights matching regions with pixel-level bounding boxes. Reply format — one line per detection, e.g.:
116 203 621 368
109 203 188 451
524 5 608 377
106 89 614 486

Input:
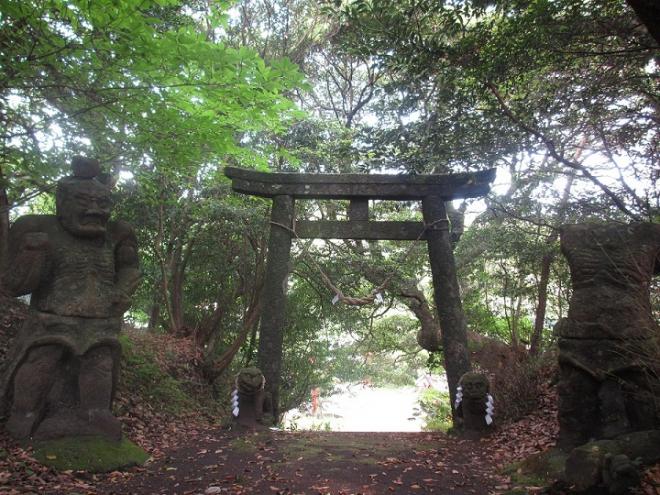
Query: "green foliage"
33 436 148 472
1 0 304 212
418 389 452 432
4 0 656 426
426 352 445 373
278 270 429 411
295 0 659 376
456 212 570 349
0 1 307 377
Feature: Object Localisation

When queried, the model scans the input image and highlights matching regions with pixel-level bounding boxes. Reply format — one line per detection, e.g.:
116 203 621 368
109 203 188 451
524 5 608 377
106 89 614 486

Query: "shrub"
487 357 547 422
470 334 556 423
118 334 196 415
419 388 453 432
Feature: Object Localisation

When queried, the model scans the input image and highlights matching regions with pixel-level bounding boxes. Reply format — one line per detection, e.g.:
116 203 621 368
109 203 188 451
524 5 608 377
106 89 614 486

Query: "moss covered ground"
502 448 568 493
33 436 149 472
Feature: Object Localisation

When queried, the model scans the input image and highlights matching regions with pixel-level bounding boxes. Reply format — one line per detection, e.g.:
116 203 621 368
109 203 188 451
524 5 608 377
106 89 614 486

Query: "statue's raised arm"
3 216 52 296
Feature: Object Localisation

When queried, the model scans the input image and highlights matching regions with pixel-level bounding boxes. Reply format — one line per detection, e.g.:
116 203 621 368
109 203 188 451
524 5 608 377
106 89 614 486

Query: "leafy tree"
0 0 303 271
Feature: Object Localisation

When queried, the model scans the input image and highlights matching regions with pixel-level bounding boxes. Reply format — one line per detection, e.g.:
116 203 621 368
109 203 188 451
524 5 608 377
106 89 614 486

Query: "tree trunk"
198 284 235 355
197 301 226 349
0 166 9 279
243 324 259 367
529 172 575 355
165 223 197 334
499 262 518 346
199 233 266 361
408 290 443 351
380 278 443 352
529 252 552 355
358 263 442 352
512 288 524 346
203 298 263 382
148 303 161 332
155 201 177 332
170 259 185 333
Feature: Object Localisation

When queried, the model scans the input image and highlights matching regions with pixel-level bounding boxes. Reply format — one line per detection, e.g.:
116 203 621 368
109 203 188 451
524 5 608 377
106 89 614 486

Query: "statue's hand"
21 232 50 251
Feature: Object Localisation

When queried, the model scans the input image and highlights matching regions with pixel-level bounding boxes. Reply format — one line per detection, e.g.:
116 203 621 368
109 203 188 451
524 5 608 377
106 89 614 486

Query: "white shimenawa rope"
485 394 494 425
231 389 239 417
454 386 463 408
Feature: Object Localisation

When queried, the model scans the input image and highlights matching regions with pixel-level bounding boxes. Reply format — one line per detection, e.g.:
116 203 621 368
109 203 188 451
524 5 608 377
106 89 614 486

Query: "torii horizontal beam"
295 220 437 240
224 167 496 200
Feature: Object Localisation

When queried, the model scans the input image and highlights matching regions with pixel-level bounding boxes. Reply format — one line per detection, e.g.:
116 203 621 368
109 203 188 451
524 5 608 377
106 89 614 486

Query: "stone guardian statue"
558 222 660 448
455 371 494 437
231 367 272 427
0 157 140 441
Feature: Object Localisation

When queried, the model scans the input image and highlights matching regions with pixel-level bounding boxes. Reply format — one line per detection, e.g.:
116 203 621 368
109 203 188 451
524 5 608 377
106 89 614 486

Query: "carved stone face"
237 367 265 395
56 179 113 237
459 372 489 399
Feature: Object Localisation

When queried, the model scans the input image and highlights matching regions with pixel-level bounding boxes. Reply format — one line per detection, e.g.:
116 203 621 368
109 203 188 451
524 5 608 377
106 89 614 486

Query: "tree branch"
486 82 643 221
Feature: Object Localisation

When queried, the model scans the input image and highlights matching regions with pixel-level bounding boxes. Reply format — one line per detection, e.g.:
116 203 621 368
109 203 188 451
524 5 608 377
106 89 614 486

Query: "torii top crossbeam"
224 167 496 201
224 167 496 240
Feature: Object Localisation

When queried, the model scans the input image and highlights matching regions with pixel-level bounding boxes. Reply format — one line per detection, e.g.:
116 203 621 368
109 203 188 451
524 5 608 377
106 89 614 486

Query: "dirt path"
96 429 505 495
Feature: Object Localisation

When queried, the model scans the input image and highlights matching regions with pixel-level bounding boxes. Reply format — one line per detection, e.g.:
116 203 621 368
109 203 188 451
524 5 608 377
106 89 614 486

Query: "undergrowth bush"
470 334 556 423
117 334 196 415
419 389 452 432
117 328 225 416
487 357 548 422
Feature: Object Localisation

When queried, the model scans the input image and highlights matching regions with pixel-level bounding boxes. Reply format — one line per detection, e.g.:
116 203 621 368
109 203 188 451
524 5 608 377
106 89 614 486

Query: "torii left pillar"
257 195 294 420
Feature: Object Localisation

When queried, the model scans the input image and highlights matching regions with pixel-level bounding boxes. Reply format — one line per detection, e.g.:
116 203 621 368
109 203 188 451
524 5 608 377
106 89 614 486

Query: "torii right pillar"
422 196 471 417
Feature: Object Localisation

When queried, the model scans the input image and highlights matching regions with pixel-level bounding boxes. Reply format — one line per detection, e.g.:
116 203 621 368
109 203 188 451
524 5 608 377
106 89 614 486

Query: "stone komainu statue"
455 371 494 436
558 222 660 449
0 157 141 441
231 367 272 427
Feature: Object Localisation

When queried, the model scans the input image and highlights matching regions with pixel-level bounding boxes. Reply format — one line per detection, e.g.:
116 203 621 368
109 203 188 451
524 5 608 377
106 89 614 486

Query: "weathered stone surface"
455 371 494 437
232 367 272 428
225 166 496 200
296 220 431 240
423 197 471 421
0 157 140 441
256 195 294 420
71 156 102 179
563 430 660 494
557 222 660 449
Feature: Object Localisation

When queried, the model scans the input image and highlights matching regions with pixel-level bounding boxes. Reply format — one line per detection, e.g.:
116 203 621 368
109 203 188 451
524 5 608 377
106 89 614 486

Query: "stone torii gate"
224 166 495 420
